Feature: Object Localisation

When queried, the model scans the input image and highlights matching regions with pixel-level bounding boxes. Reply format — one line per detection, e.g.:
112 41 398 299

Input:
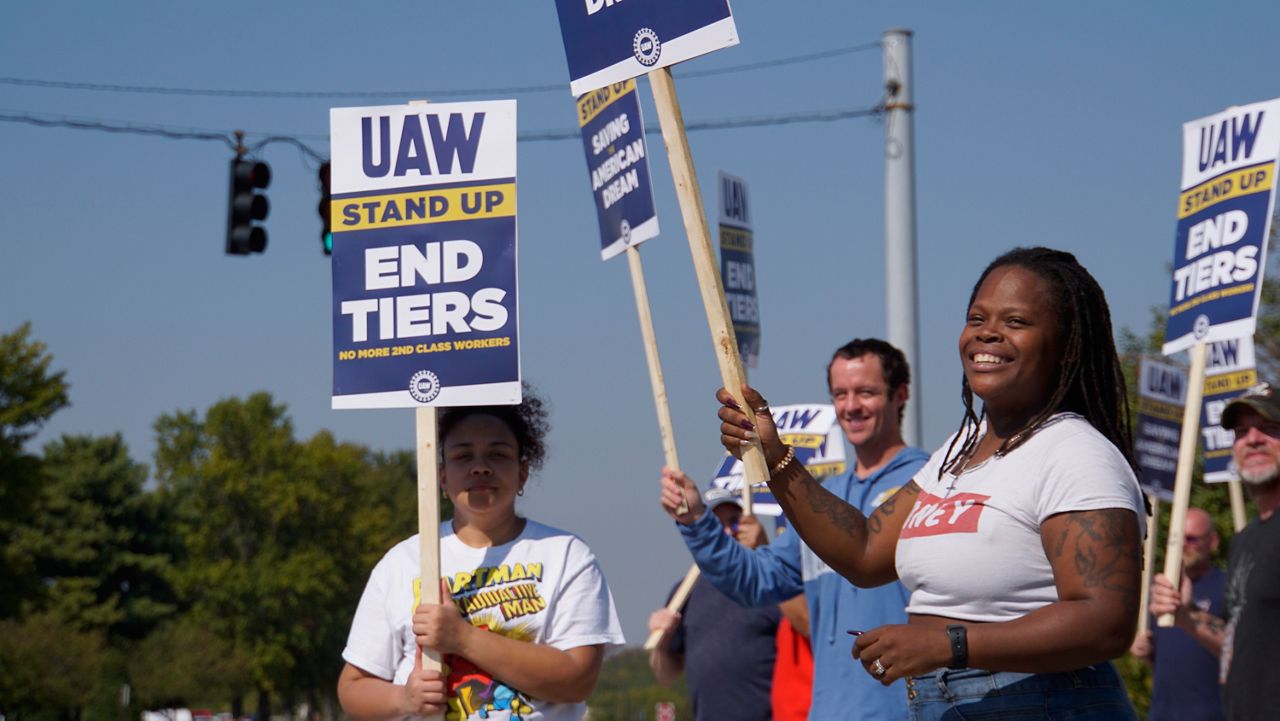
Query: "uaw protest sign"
553 0 738 96
1135 357 1186 501
718 171 759 368
329 100 520 409
1200 336 1257 483
710 404 845 517
1163 98 1280 354
577 80 659 260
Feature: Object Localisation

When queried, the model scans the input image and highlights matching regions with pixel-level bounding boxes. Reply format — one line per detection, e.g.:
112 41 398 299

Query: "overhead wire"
0 41 881 100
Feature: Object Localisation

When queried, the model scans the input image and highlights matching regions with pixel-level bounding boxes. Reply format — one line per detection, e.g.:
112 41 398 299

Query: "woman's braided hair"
940 247 1136 478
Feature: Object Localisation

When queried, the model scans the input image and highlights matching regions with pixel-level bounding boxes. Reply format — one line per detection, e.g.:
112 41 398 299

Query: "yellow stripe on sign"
1204 369 1258 395
1137 397 1184 423
577 80 637 127
720 227 754 252
334 183 515 232
1178 163 1274 219
779 433 826 449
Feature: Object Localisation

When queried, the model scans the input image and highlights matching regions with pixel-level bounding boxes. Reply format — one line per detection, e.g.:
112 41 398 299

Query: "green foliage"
151 392 432 707
0 323 70 618
0 613 106 716
128 618 253 709
9 433 177 641
587 649 690 721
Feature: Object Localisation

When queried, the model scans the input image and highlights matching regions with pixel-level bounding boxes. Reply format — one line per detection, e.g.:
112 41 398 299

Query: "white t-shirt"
895 414 1145 622
343 519 625 721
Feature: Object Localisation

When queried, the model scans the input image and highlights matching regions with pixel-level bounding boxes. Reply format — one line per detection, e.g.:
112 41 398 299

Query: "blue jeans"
905 663 1138 720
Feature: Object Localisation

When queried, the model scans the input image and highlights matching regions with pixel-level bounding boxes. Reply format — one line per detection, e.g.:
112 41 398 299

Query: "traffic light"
226 157 270 255
318 161 332 256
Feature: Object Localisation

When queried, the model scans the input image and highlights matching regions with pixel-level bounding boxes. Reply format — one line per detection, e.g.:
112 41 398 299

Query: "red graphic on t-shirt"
898 490 990 538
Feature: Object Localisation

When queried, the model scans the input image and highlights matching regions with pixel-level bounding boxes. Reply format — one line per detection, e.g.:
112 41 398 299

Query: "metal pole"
882 28 921 447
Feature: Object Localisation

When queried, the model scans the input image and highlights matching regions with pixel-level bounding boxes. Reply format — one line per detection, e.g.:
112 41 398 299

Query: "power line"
0 41 881 100
0 104 884 153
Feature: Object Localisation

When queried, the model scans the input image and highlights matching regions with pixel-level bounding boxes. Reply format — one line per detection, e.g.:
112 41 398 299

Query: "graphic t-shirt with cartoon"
343 520 626 721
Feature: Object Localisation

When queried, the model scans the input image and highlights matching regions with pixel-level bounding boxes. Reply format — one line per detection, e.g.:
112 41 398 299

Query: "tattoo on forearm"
1053 509 1140 604
801 481 864 536
868 482 920 534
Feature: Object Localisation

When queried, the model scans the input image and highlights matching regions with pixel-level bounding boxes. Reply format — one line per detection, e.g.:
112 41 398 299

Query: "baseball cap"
1222 381 1280 430
703 487 742 512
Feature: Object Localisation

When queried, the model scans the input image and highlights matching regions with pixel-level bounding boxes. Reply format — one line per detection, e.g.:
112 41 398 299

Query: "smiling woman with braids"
716 247 1146 719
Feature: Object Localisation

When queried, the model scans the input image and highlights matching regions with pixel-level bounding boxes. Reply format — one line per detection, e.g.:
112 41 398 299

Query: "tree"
128 618 253 710
152 393 437 715
0 613 106 718
7 433 177 641
0 323 69 618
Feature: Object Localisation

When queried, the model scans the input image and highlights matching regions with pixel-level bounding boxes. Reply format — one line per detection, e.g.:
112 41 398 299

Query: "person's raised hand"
736 514 768 549
412 578 474 657
400 647 448 716
716 385 787 467
659 467 704 524
1150 573 1193 629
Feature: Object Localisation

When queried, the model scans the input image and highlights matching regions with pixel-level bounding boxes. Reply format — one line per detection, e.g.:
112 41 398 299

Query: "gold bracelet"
770 446 796 476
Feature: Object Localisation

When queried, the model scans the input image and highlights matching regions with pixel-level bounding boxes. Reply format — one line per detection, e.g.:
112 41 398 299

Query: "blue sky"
4 1 1279 645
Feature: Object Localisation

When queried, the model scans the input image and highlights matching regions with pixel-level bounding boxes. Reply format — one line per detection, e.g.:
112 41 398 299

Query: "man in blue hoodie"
660 338 928 721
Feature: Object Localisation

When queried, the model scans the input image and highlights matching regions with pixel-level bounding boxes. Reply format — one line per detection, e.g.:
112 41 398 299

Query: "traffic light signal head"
318 161 332 256
226 157 270 255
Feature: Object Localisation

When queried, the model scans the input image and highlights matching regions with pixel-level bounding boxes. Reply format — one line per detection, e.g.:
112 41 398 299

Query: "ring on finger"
871 658 886 678
752 404 770 414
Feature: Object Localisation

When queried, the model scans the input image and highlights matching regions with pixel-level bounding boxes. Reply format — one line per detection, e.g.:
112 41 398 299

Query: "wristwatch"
946 624 968 669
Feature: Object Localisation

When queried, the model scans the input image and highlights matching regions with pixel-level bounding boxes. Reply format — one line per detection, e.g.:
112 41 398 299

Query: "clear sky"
4 0 1279 645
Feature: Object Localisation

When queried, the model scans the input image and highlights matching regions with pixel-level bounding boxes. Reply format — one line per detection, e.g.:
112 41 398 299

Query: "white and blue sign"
577 80 659 260
1200 337 1257 483
718 171 759 368
710 404 845 518
1135 357 1186 501
1163 98 1280 355
329 100 520 409
553 0 738 96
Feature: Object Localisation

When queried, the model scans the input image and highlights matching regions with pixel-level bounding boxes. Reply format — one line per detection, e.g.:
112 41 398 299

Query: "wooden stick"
643 564 701 651
626 245 682 474
647 66 764 514
1228 480 1247 532
415 406 444 719
1137 494 1160 636
1158 342 1208 627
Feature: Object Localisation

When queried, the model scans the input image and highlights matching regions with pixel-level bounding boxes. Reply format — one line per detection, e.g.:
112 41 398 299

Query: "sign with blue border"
1163 98 1280 355
1135 357 1186 500
577 80 659 260
1200 337 1256 483
329 100 520 409
718 171 759 368
553 0 738 96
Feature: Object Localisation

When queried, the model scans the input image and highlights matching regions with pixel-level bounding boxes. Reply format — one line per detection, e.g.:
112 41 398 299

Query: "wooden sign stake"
1158 342 1208 627
416 406 444 720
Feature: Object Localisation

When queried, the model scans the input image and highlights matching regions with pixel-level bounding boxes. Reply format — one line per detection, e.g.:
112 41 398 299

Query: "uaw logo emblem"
633 28 661 66
1193 314 1211 340
408 370 442 403
619 219 632 245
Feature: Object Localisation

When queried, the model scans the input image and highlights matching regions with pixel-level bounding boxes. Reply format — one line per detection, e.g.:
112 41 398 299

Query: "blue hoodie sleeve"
677 512 804 606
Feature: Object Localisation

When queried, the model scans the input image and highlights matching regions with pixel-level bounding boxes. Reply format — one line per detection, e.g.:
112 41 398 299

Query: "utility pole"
882 27 921 446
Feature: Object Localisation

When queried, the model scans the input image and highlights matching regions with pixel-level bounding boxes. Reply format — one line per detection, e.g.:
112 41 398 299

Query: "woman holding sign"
712 247 1145 719
338 390 625 720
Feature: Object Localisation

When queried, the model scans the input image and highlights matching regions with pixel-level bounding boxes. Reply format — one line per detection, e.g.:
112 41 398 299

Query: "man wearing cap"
647 487 779 721
658 338 929 721
1217 381 1280 721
